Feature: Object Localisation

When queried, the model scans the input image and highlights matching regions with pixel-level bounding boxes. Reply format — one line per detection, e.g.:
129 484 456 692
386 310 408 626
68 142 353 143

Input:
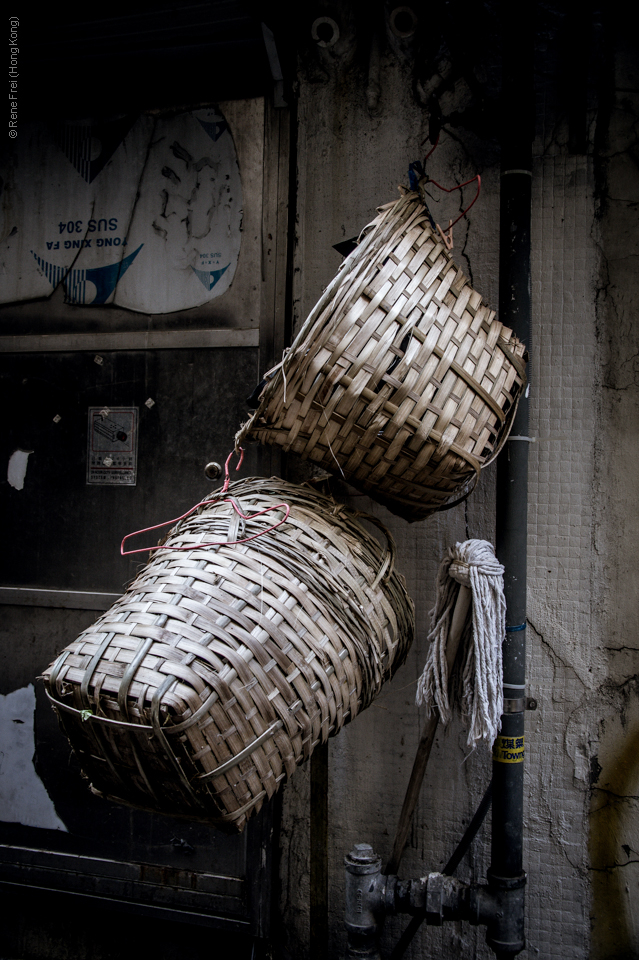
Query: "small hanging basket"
41 477 414 832
237 189 526 522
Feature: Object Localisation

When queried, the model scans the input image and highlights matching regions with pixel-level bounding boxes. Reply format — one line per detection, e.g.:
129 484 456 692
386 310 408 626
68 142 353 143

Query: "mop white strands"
415 539 506 746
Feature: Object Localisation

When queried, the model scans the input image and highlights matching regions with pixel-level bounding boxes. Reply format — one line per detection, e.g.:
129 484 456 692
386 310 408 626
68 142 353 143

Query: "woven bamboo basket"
238 189 527 522
41 477 414 831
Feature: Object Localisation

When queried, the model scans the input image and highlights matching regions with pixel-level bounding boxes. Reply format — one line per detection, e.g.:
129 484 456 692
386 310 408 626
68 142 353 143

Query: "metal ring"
311 16 340 47
389 6 418 38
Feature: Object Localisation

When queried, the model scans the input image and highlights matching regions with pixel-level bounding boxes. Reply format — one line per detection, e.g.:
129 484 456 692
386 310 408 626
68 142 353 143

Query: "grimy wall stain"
590 21 639 960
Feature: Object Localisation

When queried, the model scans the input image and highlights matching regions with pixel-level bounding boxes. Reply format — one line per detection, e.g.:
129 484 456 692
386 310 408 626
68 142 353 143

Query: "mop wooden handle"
385 584 471 876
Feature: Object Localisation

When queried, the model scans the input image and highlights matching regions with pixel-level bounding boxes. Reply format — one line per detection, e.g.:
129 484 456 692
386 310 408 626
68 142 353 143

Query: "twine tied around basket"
408 154 482 251
415 539 506 746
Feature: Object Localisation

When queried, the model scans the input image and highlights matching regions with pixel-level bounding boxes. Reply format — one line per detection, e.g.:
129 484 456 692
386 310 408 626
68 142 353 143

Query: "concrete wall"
274 5 638 958
589 23 639 960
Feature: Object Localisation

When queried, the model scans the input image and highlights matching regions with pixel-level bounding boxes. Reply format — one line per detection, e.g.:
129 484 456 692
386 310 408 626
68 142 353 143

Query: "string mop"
415 539 506 746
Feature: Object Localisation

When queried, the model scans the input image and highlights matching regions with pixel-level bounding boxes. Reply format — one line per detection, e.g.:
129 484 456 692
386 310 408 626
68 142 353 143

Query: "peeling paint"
7 448 32 490
0 684 67 831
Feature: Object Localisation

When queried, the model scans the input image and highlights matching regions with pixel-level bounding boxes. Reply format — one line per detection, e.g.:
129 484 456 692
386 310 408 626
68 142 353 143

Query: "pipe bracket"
503 697 526 714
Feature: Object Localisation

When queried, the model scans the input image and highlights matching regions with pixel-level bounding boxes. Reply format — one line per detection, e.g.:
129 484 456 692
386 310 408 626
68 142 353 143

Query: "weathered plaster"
280 24 492 960
589 24 639 960
275 5 620 959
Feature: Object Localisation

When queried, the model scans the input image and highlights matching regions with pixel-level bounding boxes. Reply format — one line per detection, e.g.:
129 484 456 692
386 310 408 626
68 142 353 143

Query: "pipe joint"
478 869 527 955
344 844 383 935
389 871 472 924
344 844 526 957
422 872 471 925
344 844 390 957
392 876 427 916
345 846 473 930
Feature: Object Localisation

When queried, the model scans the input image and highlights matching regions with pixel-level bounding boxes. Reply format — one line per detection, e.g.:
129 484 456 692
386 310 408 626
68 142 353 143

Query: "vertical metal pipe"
491 3 535 956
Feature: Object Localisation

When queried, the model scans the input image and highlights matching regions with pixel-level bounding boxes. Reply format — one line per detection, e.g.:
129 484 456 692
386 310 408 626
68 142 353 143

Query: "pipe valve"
343 843 525 959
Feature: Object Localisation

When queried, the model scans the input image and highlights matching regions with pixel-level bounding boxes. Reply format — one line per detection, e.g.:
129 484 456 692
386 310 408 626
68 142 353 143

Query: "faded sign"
0 108 242 314
87 407 138 485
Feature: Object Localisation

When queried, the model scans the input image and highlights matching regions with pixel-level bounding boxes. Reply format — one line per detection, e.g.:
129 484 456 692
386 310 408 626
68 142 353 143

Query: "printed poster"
1 108 242 314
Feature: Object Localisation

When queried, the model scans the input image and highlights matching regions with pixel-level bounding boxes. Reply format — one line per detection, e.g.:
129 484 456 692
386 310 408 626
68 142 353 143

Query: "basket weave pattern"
240 191 526 521
42 478 414 831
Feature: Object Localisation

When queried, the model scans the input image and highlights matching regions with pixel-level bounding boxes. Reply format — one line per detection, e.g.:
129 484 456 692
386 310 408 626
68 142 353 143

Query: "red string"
120 498 290 556
222 447 244 493
417 128 481 233
422 131 440 164
424 173 482 228
120 445 290 556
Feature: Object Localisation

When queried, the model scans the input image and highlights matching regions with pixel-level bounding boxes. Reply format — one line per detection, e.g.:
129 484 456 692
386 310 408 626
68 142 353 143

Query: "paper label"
87 407 138 485
493 735 525 764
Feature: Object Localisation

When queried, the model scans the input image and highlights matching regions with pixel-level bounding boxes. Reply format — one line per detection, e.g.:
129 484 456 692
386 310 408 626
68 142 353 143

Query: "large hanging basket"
238 189 527 522
41 478 414 831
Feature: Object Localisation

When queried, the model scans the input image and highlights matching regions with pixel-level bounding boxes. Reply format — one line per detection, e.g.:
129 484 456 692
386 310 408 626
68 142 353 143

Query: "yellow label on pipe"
493 735 525 764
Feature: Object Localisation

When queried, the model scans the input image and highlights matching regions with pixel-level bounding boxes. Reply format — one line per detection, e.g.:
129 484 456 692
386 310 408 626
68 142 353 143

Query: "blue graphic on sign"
31 244 144 305
53 116 137 183
29 255 68 288
191 263 230 291
196 118 228 142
